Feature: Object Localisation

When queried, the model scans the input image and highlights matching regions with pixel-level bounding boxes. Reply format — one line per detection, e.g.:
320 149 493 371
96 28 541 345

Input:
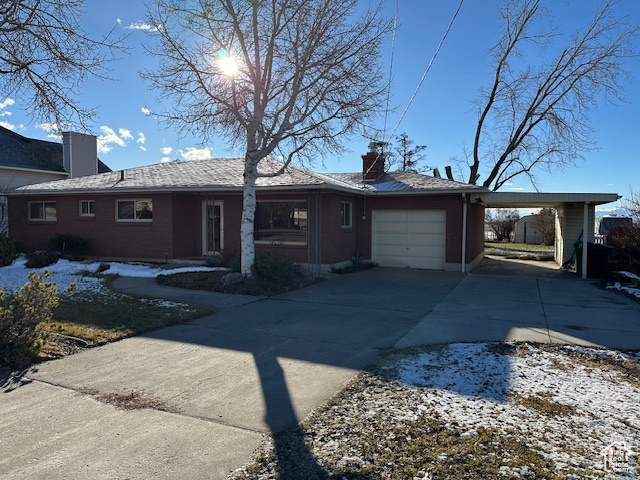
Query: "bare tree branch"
143 0 391 274
0 0 128 130
468 0 638 191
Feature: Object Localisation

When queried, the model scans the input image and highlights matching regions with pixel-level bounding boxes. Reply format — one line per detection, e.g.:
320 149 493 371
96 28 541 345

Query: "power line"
384 0 465 145
382 0 399 142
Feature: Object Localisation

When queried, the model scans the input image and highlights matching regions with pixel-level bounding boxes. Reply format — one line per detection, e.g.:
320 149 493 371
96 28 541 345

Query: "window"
79 200 95 217
341 201 352 228
116 199 153 221
28 201 57 221
255 201 307 244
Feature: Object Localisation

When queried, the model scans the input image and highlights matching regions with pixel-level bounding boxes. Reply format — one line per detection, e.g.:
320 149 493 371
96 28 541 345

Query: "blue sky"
1 0 638 211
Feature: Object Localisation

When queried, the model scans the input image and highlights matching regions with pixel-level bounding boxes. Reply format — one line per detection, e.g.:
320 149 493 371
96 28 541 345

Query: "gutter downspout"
461 193 467 273
582 202 589 280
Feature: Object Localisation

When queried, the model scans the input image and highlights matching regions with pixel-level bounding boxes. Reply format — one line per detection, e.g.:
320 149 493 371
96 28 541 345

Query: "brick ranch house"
7 145 489 272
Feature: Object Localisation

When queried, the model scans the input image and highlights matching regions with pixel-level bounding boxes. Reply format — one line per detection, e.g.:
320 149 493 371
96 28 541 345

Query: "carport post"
582 202 589 279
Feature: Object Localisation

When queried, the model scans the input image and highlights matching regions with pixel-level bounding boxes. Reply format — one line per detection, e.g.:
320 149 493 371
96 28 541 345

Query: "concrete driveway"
1 265 638 479
0 268 463 480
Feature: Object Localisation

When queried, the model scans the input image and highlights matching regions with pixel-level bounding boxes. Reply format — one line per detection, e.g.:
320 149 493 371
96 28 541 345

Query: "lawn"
485 242 554 252
230 343 640 480
40 287 210 359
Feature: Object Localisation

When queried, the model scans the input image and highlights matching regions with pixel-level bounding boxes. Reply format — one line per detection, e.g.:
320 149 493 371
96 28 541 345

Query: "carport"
474 192 620 279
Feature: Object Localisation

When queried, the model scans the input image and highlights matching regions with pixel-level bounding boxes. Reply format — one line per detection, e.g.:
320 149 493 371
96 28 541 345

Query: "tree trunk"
240 159 258 276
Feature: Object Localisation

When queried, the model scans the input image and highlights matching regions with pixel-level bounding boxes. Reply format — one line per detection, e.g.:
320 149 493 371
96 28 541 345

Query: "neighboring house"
7 145 488 272
515 215 543 244
595 215 633 243
0 126 110 232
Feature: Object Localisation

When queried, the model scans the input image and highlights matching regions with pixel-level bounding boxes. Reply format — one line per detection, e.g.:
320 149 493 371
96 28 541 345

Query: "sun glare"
217 49 239 77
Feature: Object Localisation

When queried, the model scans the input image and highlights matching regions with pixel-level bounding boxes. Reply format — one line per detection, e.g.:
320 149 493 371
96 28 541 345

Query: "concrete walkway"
0 268 463 480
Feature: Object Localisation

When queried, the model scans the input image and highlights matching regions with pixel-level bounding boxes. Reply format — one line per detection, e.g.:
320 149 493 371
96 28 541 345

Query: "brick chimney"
362 141 385 181
62 131 98 178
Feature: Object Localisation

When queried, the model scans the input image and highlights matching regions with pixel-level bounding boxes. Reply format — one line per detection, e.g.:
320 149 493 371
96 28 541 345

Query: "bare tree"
624 188 640 221
530 207 555 245
143 0 391 275
390 133 429 173
467 0 637 191
0 0 126 129
486 208 520 242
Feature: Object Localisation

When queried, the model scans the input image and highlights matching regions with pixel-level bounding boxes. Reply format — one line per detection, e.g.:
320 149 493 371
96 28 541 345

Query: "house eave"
0 165 68 176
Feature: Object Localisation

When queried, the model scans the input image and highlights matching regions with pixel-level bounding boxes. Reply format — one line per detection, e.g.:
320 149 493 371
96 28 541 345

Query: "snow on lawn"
608 271 640 300
390 343 640 477
0 256 227 295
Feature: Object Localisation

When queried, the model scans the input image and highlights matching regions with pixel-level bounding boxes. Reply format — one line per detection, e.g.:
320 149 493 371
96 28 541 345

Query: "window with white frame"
79 200 95 216
116 199 153 221
28 201 57 221
341 201 352 228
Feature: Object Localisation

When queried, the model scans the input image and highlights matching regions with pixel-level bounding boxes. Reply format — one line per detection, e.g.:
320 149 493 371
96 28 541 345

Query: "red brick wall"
8 190 479 267
171 194 200 258
9 193 175 260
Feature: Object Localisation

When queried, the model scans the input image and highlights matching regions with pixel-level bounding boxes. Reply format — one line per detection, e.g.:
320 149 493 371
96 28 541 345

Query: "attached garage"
372 209 446 269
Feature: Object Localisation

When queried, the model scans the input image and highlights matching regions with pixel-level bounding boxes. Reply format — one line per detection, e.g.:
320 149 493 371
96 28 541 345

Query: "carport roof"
475 192 620 208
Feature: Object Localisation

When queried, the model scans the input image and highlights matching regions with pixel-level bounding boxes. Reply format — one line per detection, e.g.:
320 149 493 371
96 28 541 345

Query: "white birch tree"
143 0 391 275
467 0 637 191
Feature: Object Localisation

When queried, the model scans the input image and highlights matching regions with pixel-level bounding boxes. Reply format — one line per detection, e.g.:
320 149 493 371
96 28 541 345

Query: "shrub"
252 252 300 285
26 250 59 268
50 234 88 257
0 271 61 366
0 233 17 267
607 224 640 275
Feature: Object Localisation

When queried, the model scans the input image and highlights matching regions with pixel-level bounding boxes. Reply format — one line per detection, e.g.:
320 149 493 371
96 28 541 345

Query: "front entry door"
202 200 224 255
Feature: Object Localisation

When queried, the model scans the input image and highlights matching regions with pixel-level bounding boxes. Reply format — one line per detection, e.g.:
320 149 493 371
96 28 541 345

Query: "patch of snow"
608 282 640 299
0 256 226 296
617 271 640 282
390 343 640 477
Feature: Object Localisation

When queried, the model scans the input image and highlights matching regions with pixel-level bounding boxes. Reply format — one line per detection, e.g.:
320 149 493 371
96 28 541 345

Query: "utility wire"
384 0 465 146
382 0 400 144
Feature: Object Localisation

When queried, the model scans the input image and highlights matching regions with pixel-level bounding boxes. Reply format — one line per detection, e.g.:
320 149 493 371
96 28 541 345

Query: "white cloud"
161 156 171 163
36 122 62 140
119 128 133 141
126 21 158 32
139 146 147 152
0 97 14 110
141 107 151 116
97 125 129 154
0 98 15 123
180 147 211 161
161 146 173 155
117 18 122 24
137 132 146 145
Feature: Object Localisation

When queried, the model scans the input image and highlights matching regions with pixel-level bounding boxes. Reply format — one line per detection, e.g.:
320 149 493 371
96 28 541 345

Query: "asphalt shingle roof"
0 126 110 174
12 157 487 195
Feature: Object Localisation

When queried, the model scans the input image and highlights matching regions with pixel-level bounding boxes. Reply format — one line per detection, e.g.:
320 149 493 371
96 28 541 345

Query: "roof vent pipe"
120 170 125 181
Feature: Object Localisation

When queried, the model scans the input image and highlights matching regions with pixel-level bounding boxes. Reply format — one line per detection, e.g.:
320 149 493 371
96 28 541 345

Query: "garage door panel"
408 233 446 246
372 209 446 270
376 233 407 245
408 210 446 222
374 254 409 268
376 210 408 222
408 222 446 234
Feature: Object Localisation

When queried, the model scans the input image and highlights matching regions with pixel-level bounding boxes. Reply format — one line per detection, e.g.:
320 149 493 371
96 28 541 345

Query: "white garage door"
372 210 446 269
